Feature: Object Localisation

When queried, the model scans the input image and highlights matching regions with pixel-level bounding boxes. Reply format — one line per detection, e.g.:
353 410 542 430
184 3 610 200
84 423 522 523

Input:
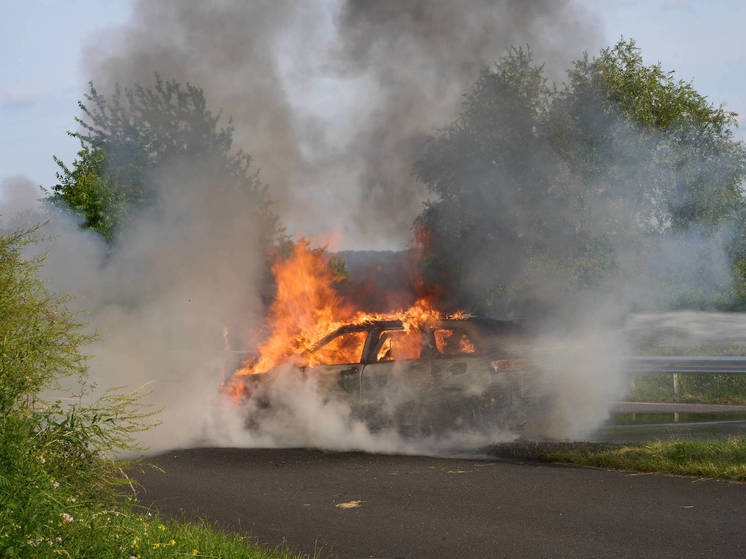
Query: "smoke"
76 0 604 451
1 167 269 452
5 1 742 455
230 360 515 454
2 173 522 453
625 311 746 353
83 0 600 248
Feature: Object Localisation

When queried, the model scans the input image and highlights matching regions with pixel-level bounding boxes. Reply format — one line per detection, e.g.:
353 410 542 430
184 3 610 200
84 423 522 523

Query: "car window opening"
434 328 476 355
375 330 421 362
310 330 367 366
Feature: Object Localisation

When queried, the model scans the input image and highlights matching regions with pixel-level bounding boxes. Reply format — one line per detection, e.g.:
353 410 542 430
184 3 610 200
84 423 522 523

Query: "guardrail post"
673 372 679 397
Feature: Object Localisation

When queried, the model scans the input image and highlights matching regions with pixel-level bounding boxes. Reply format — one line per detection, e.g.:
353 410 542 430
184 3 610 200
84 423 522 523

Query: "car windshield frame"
306 325 372 366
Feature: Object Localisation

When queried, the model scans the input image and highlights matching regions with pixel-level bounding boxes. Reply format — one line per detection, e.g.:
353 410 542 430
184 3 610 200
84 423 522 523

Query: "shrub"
0 225 153 557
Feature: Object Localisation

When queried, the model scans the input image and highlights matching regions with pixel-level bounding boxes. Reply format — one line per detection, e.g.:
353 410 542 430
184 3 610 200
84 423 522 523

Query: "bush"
0 226 307 558
0 225 153 557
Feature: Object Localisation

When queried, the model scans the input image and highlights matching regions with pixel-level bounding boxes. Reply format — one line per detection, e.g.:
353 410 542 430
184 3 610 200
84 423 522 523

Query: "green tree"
49 76 278 243
415 40 746 315
552 39 745 233
417 48 549 312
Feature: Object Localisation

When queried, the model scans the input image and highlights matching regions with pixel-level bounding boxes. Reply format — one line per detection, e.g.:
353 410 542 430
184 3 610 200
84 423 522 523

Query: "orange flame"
223 239 454 397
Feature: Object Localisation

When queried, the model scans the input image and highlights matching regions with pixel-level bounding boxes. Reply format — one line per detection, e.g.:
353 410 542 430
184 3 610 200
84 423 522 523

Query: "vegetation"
0 226 307 558
529 439 746 481
49 76 279 243
623 344 746 404
626 373 746 405
415 39 746 314
5 509 311 559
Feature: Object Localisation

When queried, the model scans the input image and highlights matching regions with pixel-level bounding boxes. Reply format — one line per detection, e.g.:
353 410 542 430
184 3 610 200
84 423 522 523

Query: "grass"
526 439 746 481
4 502 310 559
625 373 746 405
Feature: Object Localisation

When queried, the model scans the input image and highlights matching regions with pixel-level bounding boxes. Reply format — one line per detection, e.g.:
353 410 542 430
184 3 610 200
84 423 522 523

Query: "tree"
415 47 571 314
49 76 279 243
553 40 745 233
415 40 746 315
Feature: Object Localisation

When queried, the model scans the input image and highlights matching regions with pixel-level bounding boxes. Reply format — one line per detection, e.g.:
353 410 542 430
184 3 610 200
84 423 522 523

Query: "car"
233 316 541 436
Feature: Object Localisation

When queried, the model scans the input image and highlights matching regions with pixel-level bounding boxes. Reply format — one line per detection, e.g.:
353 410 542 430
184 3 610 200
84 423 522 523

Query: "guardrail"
625 356 746 395
625 356 746 375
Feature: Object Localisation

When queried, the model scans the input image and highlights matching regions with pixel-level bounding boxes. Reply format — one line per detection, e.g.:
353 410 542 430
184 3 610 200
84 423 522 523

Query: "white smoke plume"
1 171 268 452
1 171 740 454
0 1 604 454
3 1 742 455
82 0 601 248
2 173 523 454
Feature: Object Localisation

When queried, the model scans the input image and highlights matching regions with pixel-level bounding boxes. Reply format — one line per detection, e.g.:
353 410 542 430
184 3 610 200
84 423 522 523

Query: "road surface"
132 447 746 559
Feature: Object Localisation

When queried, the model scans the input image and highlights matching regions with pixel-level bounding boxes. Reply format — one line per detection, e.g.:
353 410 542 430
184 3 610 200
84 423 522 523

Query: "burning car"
229 314 537 435
223 240 542 437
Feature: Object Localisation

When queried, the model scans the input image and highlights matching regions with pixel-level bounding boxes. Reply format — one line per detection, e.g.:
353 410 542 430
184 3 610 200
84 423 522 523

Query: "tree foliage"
555 40 744 232
49 76 278 243
415 39 746 314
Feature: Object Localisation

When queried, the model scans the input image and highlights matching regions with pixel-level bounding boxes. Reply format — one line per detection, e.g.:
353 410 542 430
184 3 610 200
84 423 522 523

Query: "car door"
306 328 370 399
360 326 432 407
428 324 489 392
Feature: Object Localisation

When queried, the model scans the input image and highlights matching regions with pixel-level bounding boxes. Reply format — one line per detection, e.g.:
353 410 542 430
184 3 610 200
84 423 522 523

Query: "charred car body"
235 316 542 436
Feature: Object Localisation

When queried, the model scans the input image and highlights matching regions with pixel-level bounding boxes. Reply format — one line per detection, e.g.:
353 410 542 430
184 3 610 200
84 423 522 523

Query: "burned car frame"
235 317 538 435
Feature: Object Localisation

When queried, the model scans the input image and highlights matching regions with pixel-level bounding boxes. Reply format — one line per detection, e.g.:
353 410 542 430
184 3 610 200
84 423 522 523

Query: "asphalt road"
132 447 746 559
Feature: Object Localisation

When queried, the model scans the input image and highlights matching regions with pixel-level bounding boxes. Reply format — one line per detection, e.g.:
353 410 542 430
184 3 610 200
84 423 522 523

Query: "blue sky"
0 0 131 188
1 0 744 192
577 0 746 132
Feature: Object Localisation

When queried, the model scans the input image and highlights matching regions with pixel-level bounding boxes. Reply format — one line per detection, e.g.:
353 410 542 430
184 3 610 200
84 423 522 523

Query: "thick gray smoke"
1 170 268 452
83 0 600 248
7 1 741 455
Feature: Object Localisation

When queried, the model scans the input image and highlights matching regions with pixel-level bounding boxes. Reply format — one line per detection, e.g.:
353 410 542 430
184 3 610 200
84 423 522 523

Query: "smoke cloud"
4 1 743 455
1 169 268 452
83 0 600 248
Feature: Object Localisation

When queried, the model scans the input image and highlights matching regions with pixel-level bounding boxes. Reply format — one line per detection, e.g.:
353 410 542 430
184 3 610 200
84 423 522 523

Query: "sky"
577 0 746 131
0 0 744 195
0 0 132 188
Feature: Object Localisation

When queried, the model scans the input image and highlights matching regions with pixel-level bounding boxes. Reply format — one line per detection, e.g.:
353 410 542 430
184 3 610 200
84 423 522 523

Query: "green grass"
532 439 746 481
625 373 746 404
4 501 311 559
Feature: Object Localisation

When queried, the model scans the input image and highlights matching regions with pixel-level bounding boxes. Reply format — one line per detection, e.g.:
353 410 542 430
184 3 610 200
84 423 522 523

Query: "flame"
375 329 421 361
433 328 476 355
459 335 476 353
223 239 453 398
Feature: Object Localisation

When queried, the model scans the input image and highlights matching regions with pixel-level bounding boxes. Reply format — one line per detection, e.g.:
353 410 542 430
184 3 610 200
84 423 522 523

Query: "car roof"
309 316 522 352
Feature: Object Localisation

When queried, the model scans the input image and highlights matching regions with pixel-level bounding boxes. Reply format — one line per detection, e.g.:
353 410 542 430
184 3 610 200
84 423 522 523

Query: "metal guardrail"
625 356 746 375
625 356 746 396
